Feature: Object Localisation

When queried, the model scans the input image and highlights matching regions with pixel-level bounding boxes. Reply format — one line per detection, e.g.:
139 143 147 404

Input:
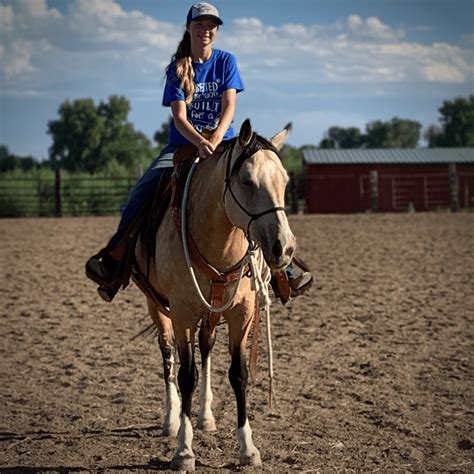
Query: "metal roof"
302 148 474 165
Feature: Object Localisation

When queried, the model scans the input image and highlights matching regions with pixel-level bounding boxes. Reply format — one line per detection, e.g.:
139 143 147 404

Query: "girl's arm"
171 88 238 159
208 88 237 149
171 100 215 158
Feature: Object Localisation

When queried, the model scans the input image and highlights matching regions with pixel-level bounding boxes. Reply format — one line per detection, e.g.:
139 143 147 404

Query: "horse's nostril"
272 240 283 259
285 245 295 258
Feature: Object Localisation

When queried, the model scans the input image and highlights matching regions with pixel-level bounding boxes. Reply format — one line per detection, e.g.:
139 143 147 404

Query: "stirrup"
86 257 106 285
97 284 120 303
85 253 122 288
289 271 313 297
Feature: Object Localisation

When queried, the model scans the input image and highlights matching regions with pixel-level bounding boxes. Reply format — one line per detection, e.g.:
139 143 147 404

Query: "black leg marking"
199 316 216 368
178 346 198 417
229 349 248 428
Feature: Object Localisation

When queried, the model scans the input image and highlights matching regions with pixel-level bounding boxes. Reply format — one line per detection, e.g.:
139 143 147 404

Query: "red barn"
302 148 474 213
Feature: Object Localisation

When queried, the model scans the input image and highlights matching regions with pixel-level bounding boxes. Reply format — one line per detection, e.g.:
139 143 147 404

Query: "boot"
85 253 123 302
270 262 313 305
286 264 313 296
97 284 121 303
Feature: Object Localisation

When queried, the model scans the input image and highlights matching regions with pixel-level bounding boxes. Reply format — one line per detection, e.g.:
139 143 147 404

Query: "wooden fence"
305 166 474 213
0 170 301 218
360 167 473 212
0 170 135 217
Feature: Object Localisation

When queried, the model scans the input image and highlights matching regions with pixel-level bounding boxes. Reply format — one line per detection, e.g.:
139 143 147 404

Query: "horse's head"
223 119 296 270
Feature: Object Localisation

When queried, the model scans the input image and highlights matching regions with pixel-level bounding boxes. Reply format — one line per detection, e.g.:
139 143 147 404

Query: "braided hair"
168 31 195 105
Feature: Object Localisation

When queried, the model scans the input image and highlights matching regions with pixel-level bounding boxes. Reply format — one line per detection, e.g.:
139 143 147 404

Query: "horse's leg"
197 315 217 431
227 310 262 467
170 321 198 471
147 301 180 437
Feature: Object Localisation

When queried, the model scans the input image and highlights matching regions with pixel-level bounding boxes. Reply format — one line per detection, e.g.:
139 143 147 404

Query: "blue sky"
1 0 473 160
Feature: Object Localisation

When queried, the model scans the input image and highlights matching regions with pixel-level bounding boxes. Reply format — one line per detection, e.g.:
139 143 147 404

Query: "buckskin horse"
134 119 295 470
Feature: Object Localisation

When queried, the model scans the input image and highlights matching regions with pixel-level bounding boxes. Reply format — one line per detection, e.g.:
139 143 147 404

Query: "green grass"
0 167 136 217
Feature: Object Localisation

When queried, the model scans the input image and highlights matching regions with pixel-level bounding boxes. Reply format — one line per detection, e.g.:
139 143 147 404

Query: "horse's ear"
270 122 292 150
239 119 253 147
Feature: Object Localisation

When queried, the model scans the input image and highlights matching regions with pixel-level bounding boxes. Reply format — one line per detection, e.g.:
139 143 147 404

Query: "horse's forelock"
229 134 282 178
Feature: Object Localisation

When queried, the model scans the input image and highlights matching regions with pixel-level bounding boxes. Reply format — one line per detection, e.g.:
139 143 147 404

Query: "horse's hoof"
240 450 262 467
170 452 195 471
197 416 217 432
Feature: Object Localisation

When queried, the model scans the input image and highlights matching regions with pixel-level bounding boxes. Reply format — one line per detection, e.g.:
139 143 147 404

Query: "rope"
247 245 276 408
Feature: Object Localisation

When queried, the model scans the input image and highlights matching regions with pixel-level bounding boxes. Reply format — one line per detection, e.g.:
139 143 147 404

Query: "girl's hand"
198 139 215 159
209 131 224 150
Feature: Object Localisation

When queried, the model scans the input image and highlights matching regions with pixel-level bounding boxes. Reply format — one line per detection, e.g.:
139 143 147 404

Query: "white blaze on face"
246 152 295 268
224 145 295 267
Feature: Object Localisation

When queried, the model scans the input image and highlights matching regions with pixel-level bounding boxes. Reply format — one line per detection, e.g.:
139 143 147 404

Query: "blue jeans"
107 144 178 249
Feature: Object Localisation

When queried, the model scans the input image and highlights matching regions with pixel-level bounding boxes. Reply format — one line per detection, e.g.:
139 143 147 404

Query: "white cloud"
0 0 61 78
0 0 179 86
0 0 472 98
67 0 177 49
423 63 465 83
0 4 14 31
232 17 264 29
220 15 471 87
9 0 61 19
346 14 403 41
1 40 35 78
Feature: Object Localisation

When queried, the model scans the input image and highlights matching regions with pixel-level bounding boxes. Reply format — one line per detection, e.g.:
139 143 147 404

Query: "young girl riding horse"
86 2 312 301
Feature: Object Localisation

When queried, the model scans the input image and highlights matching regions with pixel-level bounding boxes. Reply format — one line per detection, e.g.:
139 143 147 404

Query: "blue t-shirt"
162 49 244 145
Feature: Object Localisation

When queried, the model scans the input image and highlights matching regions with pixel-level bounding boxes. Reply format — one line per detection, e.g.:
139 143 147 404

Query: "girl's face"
187 17 219 48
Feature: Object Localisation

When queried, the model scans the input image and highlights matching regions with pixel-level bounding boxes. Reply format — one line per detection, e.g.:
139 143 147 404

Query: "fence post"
55 168 62 217
448 163 459 212
370 170 379 212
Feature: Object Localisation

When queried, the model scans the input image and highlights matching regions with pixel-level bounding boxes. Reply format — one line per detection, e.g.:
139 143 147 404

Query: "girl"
86 2 312 301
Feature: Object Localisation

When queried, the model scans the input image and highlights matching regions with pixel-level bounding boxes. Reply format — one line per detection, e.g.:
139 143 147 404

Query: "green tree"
154 117 172 147
319 126 364 149
426 95 474 147
365 117 421 148
424 124 444 147
48 95 155 173
281 144 302 175
0 145 38 172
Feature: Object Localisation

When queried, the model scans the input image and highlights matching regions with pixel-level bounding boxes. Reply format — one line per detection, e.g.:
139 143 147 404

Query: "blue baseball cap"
186 3 223 25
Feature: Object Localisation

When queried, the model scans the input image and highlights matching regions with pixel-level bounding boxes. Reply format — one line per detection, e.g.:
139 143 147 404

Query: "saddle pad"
152 152 174 169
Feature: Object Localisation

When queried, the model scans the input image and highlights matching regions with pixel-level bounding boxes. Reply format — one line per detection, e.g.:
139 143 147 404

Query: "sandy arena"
0 213 473 472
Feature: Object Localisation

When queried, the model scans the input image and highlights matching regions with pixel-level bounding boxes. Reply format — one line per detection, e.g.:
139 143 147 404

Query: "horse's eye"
241 179 253 187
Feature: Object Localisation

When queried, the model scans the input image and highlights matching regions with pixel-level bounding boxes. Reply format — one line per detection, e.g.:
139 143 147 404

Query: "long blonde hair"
169 30 195 105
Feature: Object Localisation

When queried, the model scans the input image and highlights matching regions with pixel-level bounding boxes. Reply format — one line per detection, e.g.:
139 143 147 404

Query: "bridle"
222 133 286 238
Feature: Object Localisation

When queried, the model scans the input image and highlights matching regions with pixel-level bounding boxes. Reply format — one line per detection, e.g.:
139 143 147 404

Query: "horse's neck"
188 156 247 270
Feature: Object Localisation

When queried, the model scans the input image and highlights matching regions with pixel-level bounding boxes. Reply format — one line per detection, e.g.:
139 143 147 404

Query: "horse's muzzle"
264 236 295 270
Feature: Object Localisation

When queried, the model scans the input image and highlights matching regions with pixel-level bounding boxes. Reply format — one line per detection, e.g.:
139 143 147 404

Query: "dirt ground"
0 213 473 472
